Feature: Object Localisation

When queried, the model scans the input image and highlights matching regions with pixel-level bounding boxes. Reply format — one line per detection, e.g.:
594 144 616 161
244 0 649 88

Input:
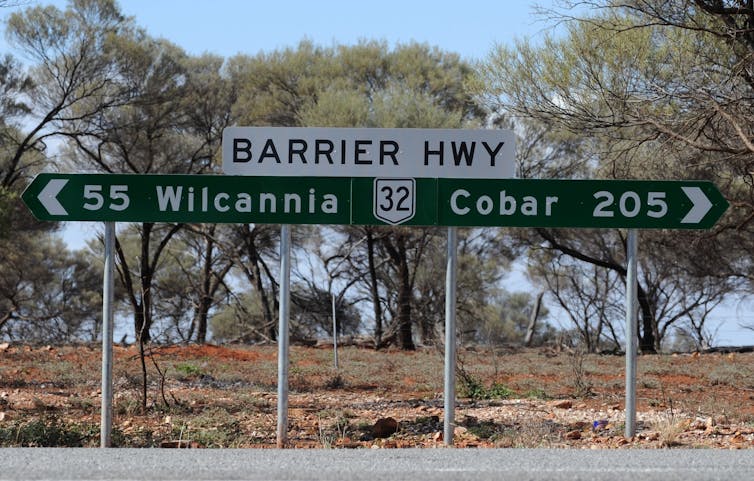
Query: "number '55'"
83 185 130 211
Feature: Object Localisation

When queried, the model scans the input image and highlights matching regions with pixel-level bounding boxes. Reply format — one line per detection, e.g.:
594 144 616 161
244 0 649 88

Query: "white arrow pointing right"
38 179 69 216
681 186 712 224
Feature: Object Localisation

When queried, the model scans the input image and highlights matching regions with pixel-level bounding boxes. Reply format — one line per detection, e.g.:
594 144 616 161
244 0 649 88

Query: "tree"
228 40 490 349
2 1 125 342
4 0 131 185
0 236 103 342
476 4 748 352
530 249 623 352
61 31 234 343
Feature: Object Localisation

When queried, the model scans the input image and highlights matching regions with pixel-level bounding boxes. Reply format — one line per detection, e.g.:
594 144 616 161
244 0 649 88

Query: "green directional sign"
437 179 729 229
23 174 729 229
22 173 351 224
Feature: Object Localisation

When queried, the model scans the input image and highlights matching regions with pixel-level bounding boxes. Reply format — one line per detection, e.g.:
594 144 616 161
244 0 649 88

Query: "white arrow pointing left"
38 179 69 216
681 186 712 224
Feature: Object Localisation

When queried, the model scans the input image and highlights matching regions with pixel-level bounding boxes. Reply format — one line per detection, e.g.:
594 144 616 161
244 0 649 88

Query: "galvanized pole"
277 224 291 448
625 229 639 438
444 226 458 446
100 222 115 448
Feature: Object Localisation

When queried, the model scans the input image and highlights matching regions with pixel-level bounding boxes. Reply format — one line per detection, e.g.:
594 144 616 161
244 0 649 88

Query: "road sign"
351 177 437 226
222 127 516 179
23 174 728 229
437 179 728 229
373 178 416 225
22 173 351 224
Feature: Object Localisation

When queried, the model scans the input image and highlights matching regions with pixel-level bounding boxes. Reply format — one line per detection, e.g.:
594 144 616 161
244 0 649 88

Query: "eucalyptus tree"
228 40 492 349
1 0 133 341
476 3 748 351
3 0 129 188
0 236 102 342
56 25 234 343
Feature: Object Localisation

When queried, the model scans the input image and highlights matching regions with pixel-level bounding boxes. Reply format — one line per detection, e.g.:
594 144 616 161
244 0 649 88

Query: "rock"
372 417 398 438
564 430 581 440
553 400 573 409
0 342 10 352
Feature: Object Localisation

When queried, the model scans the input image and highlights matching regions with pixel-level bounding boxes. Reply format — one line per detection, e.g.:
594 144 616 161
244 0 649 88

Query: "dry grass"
2 344 754 448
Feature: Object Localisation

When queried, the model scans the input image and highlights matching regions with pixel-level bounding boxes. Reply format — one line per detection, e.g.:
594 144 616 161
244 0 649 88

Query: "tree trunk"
366 229 383 349
245 225 276 341
136 223 153 344
396 242 415 351
193 225 216 344
524 291 544 347
638 289 657 354
637 285 657 353
253 256 276 341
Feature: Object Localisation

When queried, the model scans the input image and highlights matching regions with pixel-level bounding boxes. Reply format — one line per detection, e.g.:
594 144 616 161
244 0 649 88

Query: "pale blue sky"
3 0 555 61
111 0 553 61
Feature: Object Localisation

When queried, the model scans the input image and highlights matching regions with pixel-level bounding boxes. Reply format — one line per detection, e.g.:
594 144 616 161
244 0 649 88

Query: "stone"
553 400 573 409
372 417 398 438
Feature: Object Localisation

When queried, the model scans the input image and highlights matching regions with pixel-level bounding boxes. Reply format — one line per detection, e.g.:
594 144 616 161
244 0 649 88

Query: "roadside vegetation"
2 0 754 447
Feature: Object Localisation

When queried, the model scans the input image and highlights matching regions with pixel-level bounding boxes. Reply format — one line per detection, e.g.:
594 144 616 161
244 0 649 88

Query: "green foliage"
0 188 15 239
210 291 268 343
0 417 98 447
474 3 750 352
1 234 104 342
173 407 244 448
173 362 204 378
458 373 515 401
230 39 482 129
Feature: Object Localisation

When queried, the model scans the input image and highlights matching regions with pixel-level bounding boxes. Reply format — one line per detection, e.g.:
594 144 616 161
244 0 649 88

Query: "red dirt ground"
1 343 753 448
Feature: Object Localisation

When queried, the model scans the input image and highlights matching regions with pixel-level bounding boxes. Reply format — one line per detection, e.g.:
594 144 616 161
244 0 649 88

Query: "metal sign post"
100 222 115 447
625 229 639 438
443 227 458 446
277 224 292 448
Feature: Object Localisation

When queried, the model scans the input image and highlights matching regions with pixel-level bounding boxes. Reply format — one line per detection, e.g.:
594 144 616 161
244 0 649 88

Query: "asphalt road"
0 448 752 481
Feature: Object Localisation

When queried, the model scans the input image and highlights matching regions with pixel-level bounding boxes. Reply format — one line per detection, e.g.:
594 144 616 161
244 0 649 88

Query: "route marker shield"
373 178 416 225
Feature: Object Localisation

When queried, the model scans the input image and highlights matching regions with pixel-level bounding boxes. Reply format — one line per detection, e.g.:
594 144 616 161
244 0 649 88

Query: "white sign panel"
222 127 515 178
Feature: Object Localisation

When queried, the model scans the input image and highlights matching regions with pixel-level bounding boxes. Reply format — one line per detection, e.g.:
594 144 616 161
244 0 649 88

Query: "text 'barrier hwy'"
23 174 728 229
222 127 516 179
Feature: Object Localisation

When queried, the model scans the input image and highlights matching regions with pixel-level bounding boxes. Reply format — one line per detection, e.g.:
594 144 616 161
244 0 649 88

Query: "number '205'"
593 191 667 218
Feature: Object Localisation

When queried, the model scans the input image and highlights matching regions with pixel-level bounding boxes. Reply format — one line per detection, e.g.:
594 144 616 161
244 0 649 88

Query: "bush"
0 417 97 447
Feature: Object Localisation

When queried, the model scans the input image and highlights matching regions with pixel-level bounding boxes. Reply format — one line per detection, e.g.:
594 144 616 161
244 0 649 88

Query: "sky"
3 0 754 345
3 0 556 62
